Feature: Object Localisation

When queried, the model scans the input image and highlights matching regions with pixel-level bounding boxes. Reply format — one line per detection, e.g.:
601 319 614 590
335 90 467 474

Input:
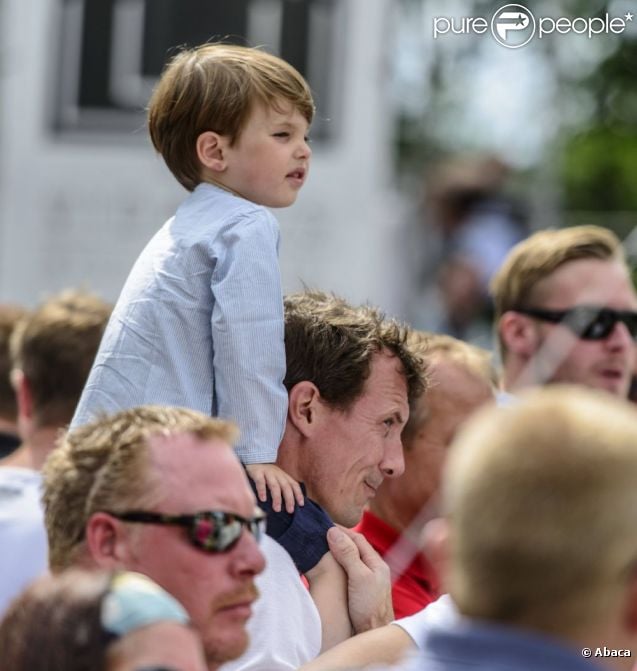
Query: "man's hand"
327 526 394 633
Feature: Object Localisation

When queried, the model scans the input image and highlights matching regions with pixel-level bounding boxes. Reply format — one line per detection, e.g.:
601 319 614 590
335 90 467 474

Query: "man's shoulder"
0 467 42 504
417 615 598 671
0 468 44 528
393 594 458 649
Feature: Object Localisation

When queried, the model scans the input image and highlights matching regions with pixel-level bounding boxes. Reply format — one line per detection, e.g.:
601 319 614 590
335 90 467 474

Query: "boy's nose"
296 139 311 159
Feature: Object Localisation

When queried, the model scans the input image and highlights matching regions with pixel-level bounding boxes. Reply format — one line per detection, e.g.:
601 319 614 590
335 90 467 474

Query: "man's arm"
298 593 459 670
298 624 415 671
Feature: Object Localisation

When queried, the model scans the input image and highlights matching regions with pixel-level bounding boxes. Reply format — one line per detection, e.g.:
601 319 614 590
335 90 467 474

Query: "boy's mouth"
286 168 306 185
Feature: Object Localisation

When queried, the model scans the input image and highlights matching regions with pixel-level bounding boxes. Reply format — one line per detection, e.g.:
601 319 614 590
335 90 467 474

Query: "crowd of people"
1 42 637 671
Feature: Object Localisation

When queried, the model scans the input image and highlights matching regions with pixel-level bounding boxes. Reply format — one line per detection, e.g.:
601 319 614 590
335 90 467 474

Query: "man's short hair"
490 226 624 358
444 386 637 635
148 42 315 192
0 304 28 423
402 332 497 444
491 225 623 320
10 290 111 428
284 290 426 410
42 405 238 572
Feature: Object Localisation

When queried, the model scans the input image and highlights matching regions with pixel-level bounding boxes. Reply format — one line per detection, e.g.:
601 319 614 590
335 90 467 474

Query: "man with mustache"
42 405 266 671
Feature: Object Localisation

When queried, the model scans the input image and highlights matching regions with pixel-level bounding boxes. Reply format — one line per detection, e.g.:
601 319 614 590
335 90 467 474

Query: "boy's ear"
196 131 229 173
287 381 322 438
499 311 539 359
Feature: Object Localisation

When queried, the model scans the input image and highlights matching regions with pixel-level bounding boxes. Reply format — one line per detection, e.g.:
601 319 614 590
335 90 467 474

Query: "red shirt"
354 510 440 618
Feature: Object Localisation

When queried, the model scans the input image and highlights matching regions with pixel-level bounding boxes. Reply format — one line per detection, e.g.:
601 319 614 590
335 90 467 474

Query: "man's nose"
231 529 266 577
605 319 633 351
381 434 405 478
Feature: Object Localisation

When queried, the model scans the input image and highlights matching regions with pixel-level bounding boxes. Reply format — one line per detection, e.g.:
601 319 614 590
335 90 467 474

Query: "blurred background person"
491 225 637 398
0 569 207 671
0 289 111 615
400 154 529 347
410 386 637 671
0 303 28 458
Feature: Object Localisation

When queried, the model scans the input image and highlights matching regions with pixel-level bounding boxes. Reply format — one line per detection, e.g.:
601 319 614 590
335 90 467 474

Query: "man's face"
378 358 494 526
122 434 266 667
303 350 410 527
524 258 637 396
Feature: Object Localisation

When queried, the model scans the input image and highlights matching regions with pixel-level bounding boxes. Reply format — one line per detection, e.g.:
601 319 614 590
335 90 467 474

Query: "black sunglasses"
514 305 637 341
107 509 266 553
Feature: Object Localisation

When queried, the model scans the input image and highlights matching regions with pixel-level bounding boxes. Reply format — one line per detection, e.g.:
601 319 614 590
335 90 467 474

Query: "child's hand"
245 463 305 514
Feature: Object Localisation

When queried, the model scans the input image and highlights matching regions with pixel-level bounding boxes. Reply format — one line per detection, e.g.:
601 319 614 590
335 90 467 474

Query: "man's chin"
593 375 630 397
204 631 250 666
335 503 366 528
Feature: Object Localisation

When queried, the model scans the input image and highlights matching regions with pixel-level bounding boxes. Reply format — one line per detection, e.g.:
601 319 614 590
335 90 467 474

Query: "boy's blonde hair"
148 43 315 191
490 225 624 356
42 405 238 571
444 386 637 636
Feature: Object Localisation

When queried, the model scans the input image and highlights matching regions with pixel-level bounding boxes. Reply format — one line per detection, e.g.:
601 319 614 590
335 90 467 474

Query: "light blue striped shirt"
72 183 287 464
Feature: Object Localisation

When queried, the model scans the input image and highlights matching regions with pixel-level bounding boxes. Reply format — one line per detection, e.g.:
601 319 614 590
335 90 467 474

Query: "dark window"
54 0 340 140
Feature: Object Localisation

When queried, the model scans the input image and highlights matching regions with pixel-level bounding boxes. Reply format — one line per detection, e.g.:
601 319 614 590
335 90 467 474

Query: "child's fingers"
253 474 267 502
291 480 305 506
266 478 283 512
280 483 297 514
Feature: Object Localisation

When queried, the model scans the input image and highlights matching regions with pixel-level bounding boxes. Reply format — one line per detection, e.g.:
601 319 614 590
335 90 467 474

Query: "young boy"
71 43 313 511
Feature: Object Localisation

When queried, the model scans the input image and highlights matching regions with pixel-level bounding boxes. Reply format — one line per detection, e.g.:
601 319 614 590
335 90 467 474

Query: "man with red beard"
42 405 266 671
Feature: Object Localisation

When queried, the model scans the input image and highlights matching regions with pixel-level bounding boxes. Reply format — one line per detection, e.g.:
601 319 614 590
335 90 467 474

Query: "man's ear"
12 369 33 421
499 311 538 359
287 381 322 438
196 131 229 173
85 513 133 569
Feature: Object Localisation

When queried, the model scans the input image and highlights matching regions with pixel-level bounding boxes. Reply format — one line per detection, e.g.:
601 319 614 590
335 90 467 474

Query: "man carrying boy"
72 43 313 508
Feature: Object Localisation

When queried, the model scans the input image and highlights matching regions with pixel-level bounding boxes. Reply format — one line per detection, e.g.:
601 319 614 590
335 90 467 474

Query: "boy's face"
218 101 311 208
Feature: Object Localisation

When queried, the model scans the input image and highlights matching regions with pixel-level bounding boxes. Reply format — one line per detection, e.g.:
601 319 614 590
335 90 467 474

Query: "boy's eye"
273 132 290 138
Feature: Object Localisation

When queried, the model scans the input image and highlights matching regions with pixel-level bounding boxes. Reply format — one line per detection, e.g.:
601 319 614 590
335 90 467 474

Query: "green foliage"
562 126 637 212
